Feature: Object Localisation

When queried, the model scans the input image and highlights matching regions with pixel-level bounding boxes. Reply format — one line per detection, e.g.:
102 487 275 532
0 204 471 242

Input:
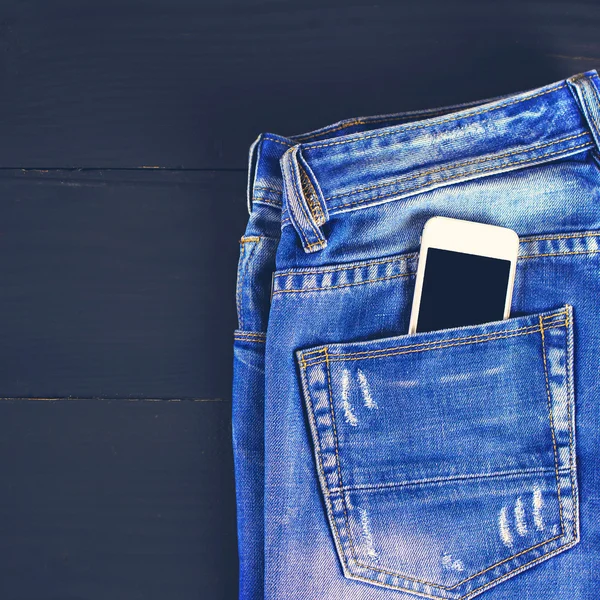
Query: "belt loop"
246 134 263 215
280 145 329 253
567 72 600 152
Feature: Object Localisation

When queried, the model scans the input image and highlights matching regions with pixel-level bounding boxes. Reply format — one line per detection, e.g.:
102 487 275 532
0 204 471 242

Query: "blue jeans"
233 70 600 599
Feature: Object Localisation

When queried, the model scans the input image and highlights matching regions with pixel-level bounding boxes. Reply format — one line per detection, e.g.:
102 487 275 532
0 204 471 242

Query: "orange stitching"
262 135 292 147
338 314 564 355
301 315 566 366
272 271 412 296
303 239 327 250
294 92 530 143
324 349 450 590
234 336 266 344
303 324 567 367
539 317 566 535
324 348 363 575
288 186 313 250
329 466 562 495
274 254 414 279
520 249 600 259
463 539 577 599
273 231 599 282
258 97 590 222
302 319 566 366
234 331 266 338
324 348 344 494
299 163 326 225
342 573 444 599
239 236 261 244
291 94 509 143
252 195 282 207
234 331 267 340
306 84 566 150
330 140 593 211
301 348 329 359
360 527 561 589
320 335 566 590
564 307 578 537
285 161 311 250
303 325 565 367
288 152 323 248
325 132 587 201
294 119 369 141
292 105 468 143
303 312 573 593
299 353 352 574
520 231 600 242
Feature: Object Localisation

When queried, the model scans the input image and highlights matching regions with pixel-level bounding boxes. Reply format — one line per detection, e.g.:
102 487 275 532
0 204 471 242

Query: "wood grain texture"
0 398 237 600
0 169 247 399
0 0 598 169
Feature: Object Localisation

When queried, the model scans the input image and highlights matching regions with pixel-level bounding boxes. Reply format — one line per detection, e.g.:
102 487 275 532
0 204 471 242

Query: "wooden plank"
0 398 237 600
0 169 248 399
0 1 598 169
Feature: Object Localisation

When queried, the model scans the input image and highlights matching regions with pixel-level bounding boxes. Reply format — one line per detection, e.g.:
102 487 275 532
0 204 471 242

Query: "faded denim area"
233 71 600 600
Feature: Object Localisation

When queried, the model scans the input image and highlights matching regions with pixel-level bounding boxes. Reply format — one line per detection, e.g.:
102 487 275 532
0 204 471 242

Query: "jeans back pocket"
297 306 579 599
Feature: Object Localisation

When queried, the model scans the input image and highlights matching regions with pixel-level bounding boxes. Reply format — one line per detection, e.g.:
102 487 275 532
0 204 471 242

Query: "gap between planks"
0 167 246 173
0 397 227 403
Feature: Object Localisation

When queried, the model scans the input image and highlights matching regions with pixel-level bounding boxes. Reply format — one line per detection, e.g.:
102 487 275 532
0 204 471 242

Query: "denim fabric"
233 71 600 599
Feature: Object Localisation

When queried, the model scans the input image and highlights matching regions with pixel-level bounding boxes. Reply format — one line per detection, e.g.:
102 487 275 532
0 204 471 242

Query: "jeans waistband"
248 70 600 253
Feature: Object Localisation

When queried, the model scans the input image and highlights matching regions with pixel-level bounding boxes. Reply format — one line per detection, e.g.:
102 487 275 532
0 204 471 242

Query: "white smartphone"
408 216 519 334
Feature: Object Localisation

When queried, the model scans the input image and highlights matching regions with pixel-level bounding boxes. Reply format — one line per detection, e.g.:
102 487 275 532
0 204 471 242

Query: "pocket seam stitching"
539 316 566 537
303 316 566 367
329 466 569 494
317 345 566 593
302 314 565 359
301 307 577 597
300 352 353 578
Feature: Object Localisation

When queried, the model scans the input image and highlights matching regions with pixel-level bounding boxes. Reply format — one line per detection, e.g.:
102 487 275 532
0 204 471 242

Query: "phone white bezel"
408 216 519 334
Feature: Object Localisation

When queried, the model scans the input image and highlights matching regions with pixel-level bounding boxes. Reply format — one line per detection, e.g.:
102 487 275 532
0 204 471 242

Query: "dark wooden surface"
0 1 597 598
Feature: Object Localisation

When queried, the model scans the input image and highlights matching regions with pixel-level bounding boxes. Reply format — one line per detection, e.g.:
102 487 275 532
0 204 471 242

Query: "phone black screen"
416 248 511 333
